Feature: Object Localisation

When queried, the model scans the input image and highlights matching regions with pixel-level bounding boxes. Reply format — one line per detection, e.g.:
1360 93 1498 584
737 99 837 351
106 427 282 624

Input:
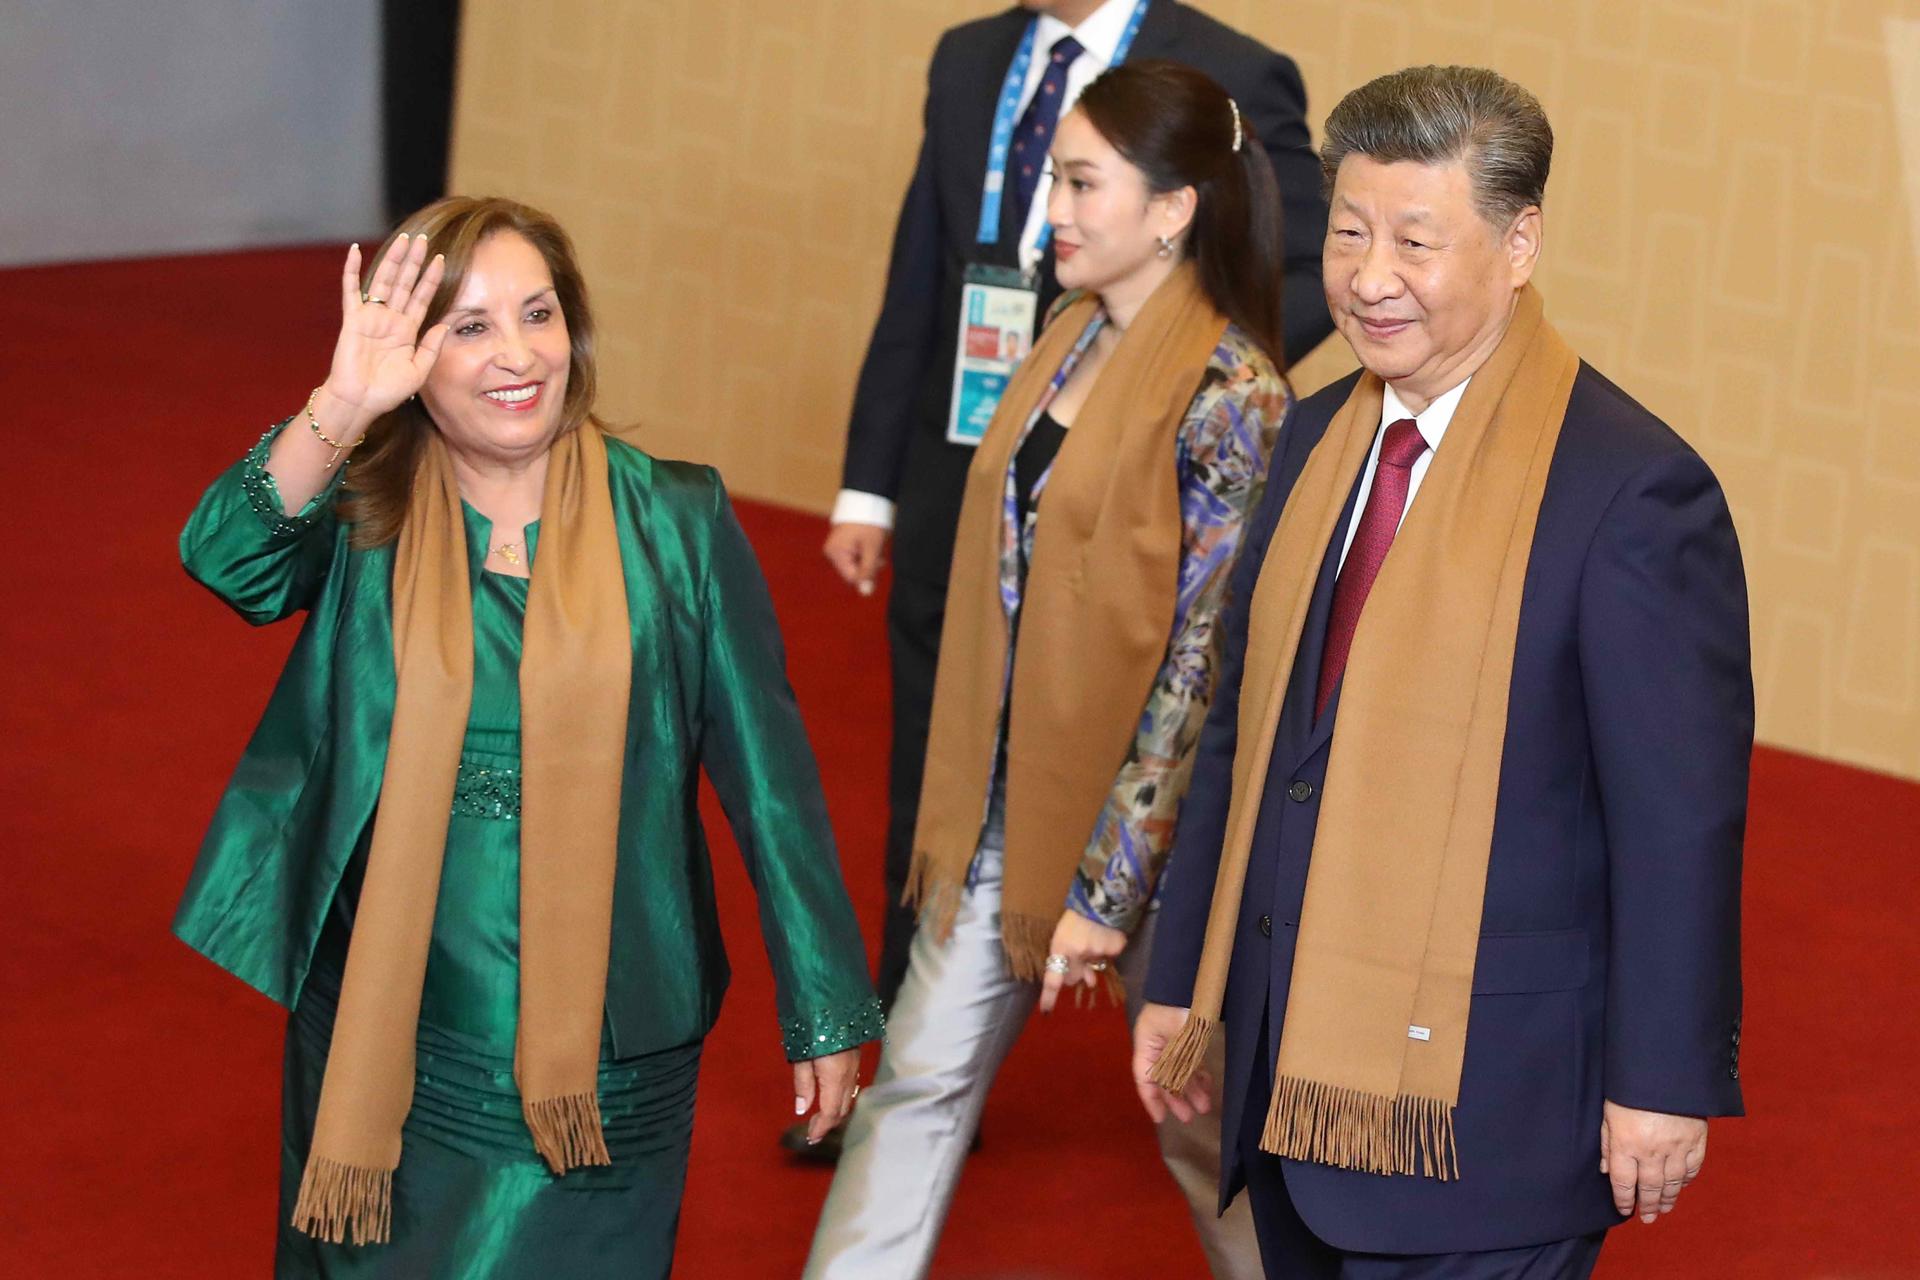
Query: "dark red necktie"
1315 419 1429 720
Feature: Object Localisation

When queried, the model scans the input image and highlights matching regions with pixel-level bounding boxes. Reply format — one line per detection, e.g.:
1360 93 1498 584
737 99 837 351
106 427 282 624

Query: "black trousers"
875 569 947 1008
1238 1042 1606 1279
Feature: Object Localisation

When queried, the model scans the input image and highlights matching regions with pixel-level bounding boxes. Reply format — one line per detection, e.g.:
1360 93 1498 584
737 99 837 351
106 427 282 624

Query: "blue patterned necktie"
1007 34 1085 227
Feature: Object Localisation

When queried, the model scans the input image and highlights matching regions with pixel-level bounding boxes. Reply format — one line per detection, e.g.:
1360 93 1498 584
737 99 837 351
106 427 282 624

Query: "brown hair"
339 196 601 548
1074 60 1288 367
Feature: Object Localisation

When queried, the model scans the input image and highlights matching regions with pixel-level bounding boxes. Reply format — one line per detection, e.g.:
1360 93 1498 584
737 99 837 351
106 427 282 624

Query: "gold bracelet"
303 386 355 462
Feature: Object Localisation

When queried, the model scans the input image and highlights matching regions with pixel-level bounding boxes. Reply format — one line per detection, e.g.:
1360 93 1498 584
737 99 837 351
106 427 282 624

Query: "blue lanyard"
974 0 1151 250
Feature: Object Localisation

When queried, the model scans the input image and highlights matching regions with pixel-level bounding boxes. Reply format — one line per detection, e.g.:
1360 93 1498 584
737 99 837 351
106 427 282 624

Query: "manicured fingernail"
807 1135 821 1146
795 1096 807 1115
859 581 874 597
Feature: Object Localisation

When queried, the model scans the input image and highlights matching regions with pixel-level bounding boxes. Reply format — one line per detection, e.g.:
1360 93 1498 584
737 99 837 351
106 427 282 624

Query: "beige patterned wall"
450 0 1920 781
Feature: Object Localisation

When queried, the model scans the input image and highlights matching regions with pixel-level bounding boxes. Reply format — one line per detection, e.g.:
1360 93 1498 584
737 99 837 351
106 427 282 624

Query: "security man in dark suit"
817 1 1333 1113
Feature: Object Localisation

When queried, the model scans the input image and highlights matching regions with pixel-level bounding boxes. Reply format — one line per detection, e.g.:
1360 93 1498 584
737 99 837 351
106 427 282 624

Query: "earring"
1157 235 1174 258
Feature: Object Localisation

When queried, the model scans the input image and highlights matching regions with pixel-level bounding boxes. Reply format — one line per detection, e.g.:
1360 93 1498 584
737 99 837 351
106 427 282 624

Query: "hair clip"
1228 97 1244 153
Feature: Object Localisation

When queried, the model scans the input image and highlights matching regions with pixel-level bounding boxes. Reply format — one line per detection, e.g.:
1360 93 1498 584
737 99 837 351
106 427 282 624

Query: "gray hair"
1320 65 1553 226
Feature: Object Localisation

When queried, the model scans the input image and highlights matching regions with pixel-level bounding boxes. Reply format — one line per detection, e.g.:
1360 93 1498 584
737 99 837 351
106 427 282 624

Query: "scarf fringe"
902 854 963 945
1259 1076 1459 1181
902 867 1121 997
1146 1012 1215 1092
290 1155 394 1245
1002 911 1058 982
525 1091 612 1175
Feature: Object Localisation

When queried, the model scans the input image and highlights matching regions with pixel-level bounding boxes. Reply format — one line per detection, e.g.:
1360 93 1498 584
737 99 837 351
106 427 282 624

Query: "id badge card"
946 263 1039 447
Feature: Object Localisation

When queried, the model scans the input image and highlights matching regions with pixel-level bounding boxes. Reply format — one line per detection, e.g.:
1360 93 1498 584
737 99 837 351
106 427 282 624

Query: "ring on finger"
1087 960 1110 972
362 293 387 306
1043 954 1071 976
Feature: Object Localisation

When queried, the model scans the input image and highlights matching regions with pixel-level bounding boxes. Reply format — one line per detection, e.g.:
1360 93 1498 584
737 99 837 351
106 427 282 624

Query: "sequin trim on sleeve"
239 419 345 538
780 995 886 1060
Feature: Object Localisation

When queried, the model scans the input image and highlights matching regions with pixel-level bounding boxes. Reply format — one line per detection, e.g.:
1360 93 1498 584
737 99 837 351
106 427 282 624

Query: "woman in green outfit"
175 196 882 1278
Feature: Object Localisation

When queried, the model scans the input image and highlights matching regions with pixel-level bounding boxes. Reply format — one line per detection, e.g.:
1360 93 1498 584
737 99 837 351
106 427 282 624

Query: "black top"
999 408 1067 779
1014 410 1068 530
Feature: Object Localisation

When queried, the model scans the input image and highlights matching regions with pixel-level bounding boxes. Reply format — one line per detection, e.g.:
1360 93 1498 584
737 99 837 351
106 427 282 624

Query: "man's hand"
823 523 889 596
1131 1001 1213 1124
1600 1100 1708 1223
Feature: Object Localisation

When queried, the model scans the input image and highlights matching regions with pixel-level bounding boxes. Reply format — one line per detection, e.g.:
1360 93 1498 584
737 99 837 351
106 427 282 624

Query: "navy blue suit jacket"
1144 363 1752 1254
840 1 1332 584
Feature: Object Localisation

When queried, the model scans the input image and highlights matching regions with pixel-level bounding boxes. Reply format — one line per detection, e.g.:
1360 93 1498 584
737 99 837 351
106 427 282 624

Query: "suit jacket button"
1287 780 1314 803
1258 914 1273 938
1729 1066 1740 1080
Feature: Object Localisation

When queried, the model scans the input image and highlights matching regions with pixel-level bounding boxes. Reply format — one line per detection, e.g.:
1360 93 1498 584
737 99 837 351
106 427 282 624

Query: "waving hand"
323 233 450 433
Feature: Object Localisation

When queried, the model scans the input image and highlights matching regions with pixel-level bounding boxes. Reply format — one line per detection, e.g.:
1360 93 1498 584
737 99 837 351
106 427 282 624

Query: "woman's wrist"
311 383 373 447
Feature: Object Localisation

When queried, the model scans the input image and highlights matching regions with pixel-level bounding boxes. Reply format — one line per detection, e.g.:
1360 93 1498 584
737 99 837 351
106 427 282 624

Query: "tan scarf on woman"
1149 286 1577 1180
292 422 631 1244
909 264 1228 979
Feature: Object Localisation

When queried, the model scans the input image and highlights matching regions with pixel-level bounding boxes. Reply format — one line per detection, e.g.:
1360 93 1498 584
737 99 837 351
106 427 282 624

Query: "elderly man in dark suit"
806 0 1328 1167
1132 65 1750 1279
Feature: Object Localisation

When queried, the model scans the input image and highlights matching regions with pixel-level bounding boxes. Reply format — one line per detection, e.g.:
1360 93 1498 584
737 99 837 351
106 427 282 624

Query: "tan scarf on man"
292 422 632 1244
1148 286 1578 1180
909 264 1228 980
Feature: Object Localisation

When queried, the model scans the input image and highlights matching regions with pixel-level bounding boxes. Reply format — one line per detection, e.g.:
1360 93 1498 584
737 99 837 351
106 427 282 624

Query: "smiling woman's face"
419 230 572 464
1044 108 1180 296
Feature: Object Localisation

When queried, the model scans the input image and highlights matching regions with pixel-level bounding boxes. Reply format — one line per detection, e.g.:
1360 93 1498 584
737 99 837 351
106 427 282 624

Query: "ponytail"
1076 60 1289 369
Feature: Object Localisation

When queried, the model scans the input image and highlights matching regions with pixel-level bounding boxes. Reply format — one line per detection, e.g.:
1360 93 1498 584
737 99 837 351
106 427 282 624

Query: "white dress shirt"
1335 377 1471 574
831 0 1134 531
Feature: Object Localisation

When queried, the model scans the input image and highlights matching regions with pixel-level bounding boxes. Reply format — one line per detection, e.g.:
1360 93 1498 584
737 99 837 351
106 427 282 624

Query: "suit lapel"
338 538 397 792
1283 468 1368 771
957 11 1033 270
605 450 672 736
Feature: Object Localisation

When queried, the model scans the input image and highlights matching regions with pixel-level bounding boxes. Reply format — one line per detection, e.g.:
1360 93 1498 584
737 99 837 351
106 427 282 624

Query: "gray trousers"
803 838 1261 1279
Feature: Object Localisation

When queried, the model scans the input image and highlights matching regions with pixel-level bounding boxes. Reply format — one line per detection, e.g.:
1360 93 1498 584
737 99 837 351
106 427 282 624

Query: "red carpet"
4 246 1916 1277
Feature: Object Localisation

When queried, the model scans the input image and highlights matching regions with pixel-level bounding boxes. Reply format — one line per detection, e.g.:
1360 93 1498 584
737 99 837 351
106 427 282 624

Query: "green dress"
275 507 690 1279
178 428 884 1276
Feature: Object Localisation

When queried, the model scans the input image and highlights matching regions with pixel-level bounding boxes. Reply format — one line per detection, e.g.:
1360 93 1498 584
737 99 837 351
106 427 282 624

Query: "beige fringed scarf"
1149 285 1578 1180
292 422 631 1244
909 264 1228 980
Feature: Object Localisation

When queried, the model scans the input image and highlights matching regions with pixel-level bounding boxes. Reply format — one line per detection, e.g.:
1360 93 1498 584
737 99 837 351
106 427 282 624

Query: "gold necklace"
490 541 525 566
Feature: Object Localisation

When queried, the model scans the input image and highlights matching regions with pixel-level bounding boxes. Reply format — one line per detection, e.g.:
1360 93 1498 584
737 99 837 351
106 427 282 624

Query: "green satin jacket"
174 426 883 1061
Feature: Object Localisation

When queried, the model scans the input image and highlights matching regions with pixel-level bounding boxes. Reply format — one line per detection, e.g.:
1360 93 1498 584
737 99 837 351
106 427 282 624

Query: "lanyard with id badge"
946 0 1149 447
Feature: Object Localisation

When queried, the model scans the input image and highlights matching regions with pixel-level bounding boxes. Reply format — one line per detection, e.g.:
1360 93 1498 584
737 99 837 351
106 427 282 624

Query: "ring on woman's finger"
1043 954 1071 976
1087 960 1110 972
362 293 387 306
849 1084 861 1102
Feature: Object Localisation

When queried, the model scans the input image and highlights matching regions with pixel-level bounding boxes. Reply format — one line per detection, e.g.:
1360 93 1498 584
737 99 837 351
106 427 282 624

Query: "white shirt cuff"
830 489 896 530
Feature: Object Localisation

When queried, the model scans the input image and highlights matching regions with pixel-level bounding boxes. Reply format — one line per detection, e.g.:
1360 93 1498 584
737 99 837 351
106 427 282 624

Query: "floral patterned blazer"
998 309 1291 933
